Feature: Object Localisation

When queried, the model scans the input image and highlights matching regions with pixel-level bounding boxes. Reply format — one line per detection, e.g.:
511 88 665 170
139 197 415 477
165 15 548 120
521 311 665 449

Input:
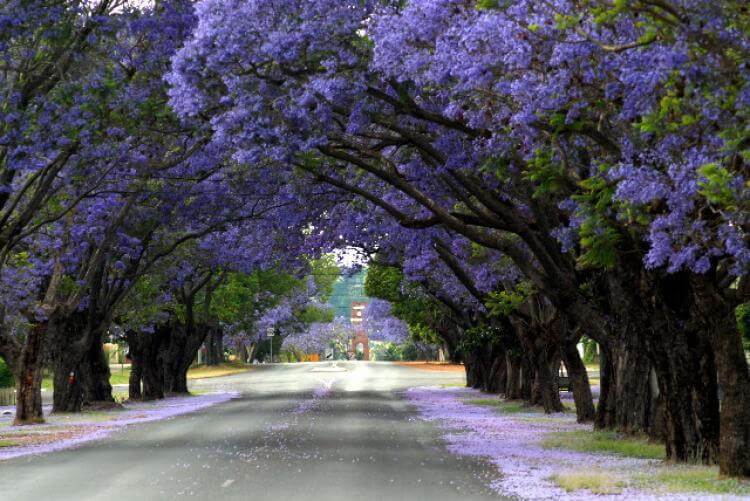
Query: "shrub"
0 357 13 388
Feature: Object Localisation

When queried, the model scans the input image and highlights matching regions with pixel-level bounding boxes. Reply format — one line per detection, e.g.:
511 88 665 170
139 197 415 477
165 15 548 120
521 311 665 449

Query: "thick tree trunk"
533 351 563 413
505 351 522 399
712 321 750 476
691 277 750 476
126 330 143 400
463 350 482 389
142 336 164 401
126 329 163 401
51 351 82 413
647 319 719 464
79 333 114 406
489 353 507 395
520 354 533 401
561 340 595 423
161 321 209 395
14 323 46 425
206 327 224 366
129 361 142 401
595 336 653 433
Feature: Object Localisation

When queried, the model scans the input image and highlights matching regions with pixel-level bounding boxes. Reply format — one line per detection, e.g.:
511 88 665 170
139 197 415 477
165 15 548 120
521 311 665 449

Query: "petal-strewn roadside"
406 386 749 500
0 392 238 461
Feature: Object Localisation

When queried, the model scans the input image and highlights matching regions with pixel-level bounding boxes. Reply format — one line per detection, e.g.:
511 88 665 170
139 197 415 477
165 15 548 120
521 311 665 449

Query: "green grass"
469 398 542 413
0 439 20 447
187 362 253 379
550 469 624 494
41 367 132 392
469 398 574 414
109 368 131 385
636 466 750 495
542 430 665 459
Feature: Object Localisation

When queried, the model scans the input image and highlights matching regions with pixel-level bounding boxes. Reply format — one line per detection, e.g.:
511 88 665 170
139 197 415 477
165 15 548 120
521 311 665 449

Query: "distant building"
328 269 369 320
350 301 369 360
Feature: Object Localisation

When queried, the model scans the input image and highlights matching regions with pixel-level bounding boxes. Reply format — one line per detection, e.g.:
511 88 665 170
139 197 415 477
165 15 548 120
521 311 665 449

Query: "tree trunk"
647 318 719 464
490 353 507 395
206 327 224 366
161 321 209 395
712 320 750 476
561 340 595 423
126 329 164 401
14 323 46 425
126 330 143 400
142 336 164 401
129 361 142 401
595 336 653 433
464 356 479 389
79 333 114 406
691 276 749 475
505 351 522 399
51 350 83 413
533 351 563 413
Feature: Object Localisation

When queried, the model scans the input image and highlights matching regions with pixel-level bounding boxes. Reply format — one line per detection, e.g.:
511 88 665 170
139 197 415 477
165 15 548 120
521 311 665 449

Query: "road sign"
324 348 333 360
266 327 275 337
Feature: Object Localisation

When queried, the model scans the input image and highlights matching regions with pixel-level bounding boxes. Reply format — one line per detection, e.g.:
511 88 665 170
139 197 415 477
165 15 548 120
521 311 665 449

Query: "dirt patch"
395 361 465 372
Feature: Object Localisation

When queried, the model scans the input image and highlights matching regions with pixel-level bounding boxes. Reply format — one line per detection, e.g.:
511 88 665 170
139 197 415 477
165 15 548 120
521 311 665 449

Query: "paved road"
0 362 503 500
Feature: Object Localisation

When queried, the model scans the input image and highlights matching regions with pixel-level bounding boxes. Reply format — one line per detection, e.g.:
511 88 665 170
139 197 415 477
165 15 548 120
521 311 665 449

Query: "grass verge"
542 430 665 459
469 398 543 414
187 362 253 379
550 469 624 494
634 466 750 495
470 397 575 414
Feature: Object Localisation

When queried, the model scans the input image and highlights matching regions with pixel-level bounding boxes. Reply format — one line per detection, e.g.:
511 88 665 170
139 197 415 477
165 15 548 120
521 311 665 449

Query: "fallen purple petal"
0 392 238 461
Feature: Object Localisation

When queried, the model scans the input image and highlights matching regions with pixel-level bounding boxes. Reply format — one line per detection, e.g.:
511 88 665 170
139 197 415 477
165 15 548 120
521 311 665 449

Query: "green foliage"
364 263 402 302
117 275 166 330
309 255 339 301
581 337 599 364
525 148 567 197
737 303 750 352
371 342 403 361
297 305 334 324
485 280 535 317
577 217 621 269
698 163 738 208
0 358 13 388
365 262 443 344
458 324 504 355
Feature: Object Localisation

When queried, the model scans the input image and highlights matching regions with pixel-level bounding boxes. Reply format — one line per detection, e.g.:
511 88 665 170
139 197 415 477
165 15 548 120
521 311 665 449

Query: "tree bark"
595 336 653 433
126 330 143 400
79 335 115 406
691 276 750 475
206 327 224 366
561 340 595 422
51 350 83 413
505 351 522 399
14 323 46 425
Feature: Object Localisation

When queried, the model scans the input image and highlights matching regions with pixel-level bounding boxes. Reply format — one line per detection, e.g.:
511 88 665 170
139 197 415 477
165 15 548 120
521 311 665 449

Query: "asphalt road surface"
0 362 504 501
